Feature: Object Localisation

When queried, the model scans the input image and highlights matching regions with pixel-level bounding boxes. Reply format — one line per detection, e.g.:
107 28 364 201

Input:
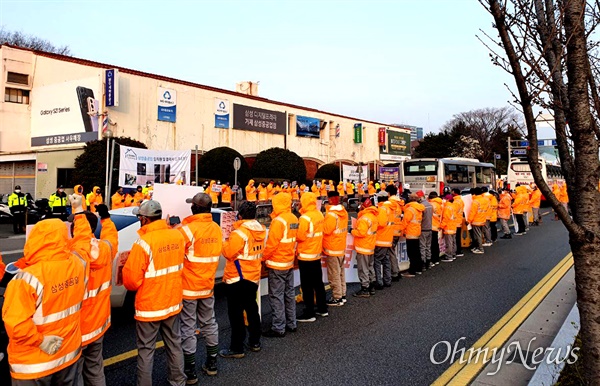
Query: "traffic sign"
233 157 241 171
512 149 527 155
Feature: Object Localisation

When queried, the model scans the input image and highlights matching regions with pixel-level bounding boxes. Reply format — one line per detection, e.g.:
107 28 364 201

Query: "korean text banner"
30 77 101 147
233 104 286 135
379 167 399 182
118 145 191 188
158 87 177 122
296 116 320 138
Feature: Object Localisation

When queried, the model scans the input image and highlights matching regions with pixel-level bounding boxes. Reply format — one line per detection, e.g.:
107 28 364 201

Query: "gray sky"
1 0 522 133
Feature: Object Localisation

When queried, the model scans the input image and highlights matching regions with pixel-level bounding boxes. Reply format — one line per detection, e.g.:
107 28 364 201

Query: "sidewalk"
472 266 578 385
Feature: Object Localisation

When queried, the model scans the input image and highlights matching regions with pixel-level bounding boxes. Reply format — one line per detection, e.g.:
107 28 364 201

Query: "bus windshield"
403 161 437 176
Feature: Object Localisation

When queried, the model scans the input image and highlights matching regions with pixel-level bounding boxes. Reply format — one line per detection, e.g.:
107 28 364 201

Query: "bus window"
444 164 469 183
482 168 493 184
403 161 437 176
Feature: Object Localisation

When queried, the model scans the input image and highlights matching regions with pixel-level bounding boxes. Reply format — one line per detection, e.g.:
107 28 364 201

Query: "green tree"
198 147 251 187
251 148 307 184
72 137 147 195
413 132 453 158
314 163 341 183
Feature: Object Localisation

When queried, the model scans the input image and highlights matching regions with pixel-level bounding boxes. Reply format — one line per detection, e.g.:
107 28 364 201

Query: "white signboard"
342 165 366 183
30 77 101 147
118 145 191 188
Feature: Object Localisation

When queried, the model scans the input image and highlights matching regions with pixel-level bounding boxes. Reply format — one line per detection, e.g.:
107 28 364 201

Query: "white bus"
402 158 496 195
507 157 562 189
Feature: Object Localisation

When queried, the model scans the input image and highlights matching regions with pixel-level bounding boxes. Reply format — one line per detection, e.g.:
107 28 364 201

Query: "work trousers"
443 233 456 259
472 226 484 249
532 207 540 222
490 221 498 241
76 336 105 386
12 362 78 386
388 237 400 278
356 253 375 288
431 231 440 263
483 221 492 243
298 259 327 316
268 268 297 333
11 211 25 234
135 314 185 386
455 226 463 253
406 239 422 275
180 297 219 355
374 247 391 286
225 280 261 353
419 230 432 263
499 218 511 234
325 255 346 300
515 214 526 234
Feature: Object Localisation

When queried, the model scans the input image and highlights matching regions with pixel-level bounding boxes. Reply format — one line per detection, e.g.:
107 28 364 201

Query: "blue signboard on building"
215 98 230 128
105 69 119 107
296 116 320 138
157 87 177 122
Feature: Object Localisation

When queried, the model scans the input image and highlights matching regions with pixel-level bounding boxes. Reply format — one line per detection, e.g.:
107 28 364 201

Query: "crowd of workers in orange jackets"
0 175 569 386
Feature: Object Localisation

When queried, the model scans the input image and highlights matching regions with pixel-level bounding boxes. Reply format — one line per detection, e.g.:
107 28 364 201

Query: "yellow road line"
104 341 164 367
432 252 574 385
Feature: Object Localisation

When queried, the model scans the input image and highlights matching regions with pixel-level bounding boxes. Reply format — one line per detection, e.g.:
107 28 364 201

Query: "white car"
105 205 272 308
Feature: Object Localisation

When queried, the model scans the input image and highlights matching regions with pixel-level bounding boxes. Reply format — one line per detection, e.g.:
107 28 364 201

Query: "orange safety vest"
296 194 325 261
323 205 349 257
246 181 257 202
2 219 87 380
441 201 457 235
123 220 185 322
389 196 404 237
375 202 395 247
401 202 425 239
498 193 512 220
221 186 233 204
346 182 354 195
337 184 345 196
468 195 490 226
111 192 126 209
430 198 443 231
351 206 379 255
222 220 266 284
179 213 222 299
263 194 298 269
133 191 145 206
489 194 498 222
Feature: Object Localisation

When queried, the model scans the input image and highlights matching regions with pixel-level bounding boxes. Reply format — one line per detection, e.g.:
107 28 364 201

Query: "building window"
7 72 29 85
4 88 30 104
57 168 75 188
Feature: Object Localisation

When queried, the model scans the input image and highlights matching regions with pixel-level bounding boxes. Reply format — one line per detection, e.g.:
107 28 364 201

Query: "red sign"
378 127 386 145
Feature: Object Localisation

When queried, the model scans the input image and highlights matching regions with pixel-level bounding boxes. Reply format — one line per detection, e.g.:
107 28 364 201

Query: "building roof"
1 44 409 131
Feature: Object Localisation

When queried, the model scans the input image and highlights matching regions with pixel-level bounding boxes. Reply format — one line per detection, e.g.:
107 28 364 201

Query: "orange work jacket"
400 202 425 239
111 192 126 209
123 220 185 322
468 195 489 226
375 201 395 247
179 213 222 299
441 201 457 235
323 204 349 257
296 193 325 261
263 193 298 270
351 206 379 255
246 181 257 202
222 219 266 284
2 219 87 380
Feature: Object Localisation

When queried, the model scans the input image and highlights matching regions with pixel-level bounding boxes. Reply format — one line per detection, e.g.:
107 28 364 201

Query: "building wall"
0 46 411 198
35 149 84 198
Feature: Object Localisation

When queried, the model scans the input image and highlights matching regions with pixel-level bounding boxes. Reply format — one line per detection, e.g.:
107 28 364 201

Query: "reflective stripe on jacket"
441 201 457 235
430 198 443 231
2 219 87 380
179 213 222 299
123 220 185 322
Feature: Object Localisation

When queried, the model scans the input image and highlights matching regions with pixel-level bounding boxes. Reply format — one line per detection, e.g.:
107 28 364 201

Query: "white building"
0 45 411 198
